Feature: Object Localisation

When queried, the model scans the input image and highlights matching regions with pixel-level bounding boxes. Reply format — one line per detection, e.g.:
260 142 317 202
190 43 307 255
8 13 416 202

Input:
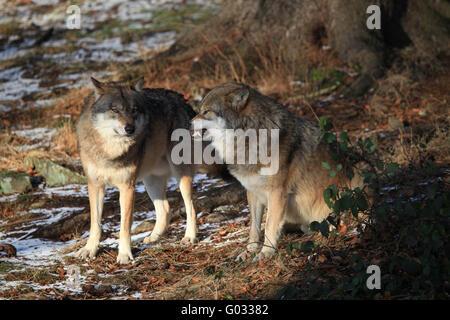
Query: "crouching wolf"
191 83 369 261
76 78 198 264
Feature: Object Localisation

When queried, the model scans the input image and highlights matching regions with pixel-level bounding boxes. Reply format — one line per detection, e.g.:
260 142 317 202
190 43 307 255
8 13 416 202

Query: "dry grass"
59 229 325 300
0 87 90 170
51 121 78 157
136 26 343 105
365 60 450 166
387 121 450 166
376 73 415 99
249 36 297 97
0 136 31 172
50 86 91 119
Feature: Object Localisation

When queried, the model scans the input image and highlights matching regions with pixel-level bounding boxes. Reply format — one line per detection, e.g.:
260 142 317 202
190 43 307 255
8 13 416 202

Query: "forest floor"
0 0 448 299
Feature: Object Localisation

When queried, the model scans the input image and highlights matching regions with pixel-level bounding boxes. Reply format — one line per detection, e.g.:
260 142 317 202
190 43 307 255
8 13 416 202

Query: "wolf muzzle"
190 114 206 137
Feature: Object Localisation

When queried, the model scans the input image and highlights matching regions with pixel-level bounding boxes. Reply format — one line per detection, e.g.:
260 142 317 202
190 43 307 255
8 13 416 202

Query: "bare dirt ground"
0 0 448 299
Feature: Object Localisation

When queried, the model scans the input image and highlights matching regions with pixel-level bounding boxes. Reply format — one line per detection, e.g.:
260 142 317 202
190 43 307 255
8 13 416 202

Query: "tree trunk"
154 0 449 96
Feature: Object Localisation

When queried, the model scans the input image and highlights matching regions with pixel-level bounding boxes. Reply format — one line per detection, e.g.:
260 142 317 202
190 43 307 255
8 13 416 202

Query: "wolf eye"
111 107 119 113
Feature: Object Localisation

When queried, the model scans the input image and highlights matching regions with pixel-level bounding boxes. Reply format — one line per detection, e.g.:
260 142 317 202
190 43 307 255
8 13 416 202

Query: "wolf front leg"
116 183 135 264
236 190 264 261
253 189 287 262
179 175 197 244
77 181 105 260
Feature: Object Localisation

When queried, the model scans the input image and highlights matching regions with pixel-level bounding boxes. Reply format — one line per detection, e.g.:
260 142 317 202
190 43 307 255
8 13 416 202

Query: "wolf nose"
124 124 135 134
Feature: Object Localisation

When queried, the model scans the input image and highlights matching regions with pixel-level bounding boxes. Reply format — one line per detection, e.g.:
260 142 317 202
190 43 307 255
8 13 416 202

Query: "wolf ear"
91 77 106 95
231 88 249 112
134 78 145 92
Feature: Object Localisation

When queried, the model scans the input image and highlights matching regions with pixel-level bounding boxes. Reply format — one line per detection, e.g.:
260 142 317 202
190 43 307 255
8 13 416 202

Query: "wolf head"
190 82 251 134
190 82 281 174
90 77 147 140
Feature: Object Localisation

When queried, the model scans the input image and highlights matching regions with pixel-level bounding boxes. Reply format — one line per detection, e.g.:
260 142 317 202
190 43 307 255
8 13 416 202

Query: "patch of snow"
0 46 29 62
13 143 49 152
0 104 11 113
0 69 41 101
0 237 77 267
0 193 19 202
11 127 56 145
28 207 85 227
321 94 335 103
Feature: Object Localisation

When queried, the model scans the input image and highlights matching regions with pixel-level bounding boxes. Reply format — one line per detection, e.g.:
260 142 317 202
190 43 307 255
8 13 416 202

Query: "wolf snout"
124 124 135 134
190 127 203 138
190 118 204 137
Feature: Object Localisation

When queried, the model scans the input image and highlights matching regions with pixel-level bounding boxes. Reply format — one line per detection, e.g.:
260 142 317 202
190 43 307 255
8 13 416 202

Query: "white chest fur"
234 172 268 205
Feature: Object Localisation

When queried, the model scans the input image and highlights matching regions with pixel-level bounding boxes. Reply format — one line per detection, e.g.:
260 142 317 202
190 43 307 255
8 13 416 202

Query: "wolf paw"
235 242 260 262
235 251 250 262
76 245 98 260
143 233 161 244
252 248 276 262
116 251 134 265
247 242 259 252
181 236 198 245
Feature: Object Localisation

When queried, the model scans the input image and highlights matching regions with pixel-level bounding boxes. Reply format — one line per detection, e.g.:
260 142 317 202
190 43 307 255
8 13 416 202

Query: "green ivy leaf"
325 132 336 143
356 195 368 211
339 131 349 142
286 241 299 255
385 162 399 175
309 221 320 232
300 241 314 253
322 162 331 170
319 220 329 237
340 194 354 211
366 136 378 153
323 185 338 209
318 117 330 130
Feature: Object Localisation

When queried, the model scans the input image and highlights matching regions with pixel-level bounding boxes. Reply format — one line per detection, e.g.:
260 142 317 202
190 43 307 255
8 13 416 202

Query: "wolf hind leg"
143 175 170 244
77 181 105 260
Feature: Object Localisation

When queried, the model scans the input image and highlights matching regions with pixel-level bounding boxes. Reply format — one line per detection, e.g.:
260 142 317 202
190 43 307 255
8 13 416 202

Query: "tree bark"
154 0 449 96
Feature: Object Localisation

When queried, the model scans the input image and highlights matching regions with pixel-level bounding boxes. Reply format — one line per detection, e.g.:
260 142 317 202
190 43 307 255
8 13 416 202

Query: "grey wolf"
191 82 368 261
76 78 198 265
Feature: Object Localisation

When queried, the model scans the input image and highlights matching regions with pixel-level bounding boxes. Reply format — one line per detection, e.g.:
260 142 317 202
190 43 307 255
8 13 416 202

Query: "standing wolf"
191 82 368 261
76 78 197 265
